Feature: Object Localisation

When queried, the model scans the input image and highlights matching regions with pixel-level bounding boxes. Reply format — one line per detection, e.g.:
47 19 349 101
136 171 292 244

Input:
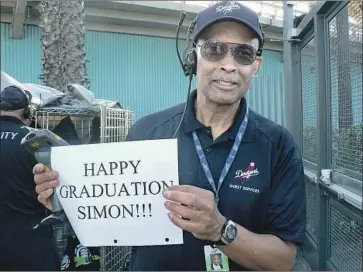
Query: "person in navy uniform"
32 1 306 271
0 85 60 271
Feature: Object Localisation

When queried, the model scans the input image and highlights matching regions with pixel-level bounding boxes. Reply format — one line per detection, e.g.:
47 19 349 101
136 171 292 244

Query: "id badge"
204 245 230 271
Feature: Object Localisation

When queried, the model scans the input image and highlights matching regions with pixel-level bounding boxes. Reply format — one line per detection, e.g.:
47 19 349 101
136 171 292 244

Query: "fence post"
283 2 302 150
314 13 329 271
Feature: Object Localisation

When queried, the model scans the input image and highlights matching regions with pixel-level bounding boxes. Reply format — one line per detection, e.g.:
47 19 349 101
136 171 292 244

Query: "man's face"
212 254 220 265
196 21 262 106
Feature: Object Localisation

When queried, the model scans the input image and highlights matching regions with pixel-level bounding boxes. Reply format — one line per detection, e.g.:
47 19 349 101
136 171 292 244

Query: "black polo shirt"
126 90 306 271
0 116 47 221
0 116 60 270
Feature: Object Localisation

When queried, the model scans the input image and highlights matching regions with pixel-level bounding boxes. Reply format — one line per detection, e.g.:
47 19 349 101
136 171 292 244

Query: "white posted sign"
51 139 183 247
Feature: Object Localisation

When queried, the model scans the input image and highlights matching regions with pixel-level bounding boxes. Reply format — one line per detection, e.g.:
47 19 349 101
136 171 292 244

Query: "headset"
177 12 197 78
256 24 266 57
0 85 33 120
173 12 265 138
22 89 33 120
173 12 196 138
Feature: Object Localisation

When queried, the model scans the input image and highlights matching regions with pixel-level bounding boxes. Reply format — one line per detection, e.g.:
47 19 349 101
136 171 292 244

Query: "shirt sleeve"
264 129 306 245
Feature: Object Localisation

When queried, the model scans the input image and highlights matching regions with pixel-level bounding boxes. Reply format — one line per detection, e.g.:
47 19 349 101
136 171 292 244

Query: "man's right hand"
33 163 59 211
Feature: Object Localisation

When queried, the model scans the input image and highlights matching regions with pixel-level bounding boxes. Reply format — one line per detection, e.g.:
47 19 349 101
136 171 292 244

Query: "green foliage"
303 125 362 174
302 126 318 163
332 125 362 174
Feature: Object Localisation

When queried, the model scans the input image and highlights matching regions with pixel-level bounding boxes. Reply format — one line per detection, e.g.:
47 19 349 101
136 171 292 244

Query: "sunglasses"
196 41 257 66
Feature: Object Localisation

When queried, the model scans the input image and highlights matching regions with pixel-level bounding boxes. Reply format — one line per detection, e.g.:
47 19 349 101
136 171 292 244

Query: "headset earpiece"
257 24 265 56
184 47 197 76
22 90 32 120
182 19 197 77
22 107 30 119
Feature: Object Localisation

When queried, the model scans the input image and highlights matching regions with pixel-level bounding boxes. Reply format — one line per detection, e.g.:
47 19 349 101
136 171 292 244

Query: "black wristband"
210 218 229 247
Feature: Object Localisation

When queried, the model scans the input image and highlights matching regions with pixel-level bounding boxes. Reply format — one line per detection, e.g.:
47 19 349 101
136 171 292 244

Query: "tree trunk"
38 0 90 93
38 0 62 91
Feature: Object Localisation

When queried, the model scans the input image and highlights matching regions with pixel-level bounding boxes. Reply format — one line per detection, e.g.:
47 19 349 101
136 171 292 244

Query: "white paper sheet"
51 139 183 247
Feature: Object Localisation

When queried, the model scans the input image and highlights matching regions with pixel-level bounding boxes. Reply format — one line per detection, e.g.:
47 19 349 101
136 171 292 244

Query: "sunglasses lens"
233 45 256 65
200 41 228 62
200 41 257 65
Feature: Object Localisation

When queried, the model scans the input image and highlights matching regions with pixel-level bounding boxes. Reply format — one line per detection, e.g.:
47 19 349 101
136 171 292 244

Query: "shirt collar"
179 89 255 142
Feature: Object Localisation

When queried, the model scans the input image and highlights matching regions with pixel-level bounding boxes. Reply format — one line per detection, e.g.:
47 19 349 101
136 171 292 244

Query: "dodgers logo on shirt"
235 162 260 181
230 162 260 194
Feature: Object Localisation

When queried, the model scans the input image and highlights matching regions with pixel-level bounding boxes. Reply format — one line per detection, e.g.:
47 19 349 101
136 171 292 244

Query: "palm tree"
36 0 93 265
37 0 90 93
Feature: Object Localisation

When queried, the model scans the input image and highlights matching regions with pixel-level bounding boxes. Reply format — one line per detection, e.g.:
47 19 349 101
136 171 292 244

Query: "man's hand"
33 163 59 211
163 185 227 241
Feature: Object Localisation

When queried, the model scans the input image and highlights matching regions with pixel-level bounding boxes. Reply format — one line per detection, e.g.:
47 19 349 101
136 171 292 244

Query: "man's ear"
253 57 263 76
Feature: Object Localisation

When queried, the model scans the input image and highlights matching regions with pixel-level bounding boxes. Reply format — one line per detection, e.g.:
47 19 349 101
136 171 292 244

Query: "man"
0 85 60 270
33 1 306 271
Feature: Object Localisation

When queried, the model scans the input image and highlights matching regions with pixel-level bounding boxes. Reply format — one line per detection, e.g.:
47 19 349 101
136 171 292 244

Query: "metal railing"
284 1 362 270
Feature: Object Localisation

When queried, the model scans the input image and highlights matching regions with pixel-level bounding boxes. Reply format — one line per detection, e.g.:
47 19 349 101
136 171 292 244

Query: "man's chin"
208 92 242 106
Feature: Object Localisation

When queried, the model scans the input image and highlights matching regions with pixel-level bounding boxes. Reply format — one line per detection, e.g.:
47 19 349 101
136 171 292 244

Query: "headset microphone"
176 12 187 75
173 12 195 138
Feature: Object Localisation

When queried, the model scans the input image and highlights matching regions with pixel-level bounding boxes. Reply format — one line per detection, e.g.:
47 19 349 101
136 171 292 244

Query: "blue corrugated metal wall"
1 24 43 84
1 23 285 124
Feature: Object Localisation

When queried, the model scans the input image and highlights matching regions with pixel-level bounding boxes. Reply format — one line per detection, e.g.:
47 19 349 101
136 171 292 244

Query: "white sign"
51 139 183 247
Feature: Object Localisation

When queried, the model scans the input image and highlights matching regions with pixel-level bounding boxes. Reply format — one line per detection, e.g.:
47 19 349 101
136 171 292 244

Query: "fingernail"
33 165 41 174
163 190 169 199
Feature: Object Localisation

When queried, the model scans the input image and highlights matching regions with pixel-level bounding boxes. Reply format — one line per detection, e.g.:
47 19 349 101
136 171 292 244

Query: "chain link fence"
305 180 319 244
297 1 362 271
301 38 318 163
100 246 132 271
329 1 362 176
328 201 362 271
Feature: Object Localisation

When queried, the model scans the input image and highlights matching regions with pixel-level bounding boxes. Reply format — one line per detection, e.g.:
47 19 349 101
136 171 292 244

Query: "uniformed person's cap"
0 85 30 111
193 1 265 55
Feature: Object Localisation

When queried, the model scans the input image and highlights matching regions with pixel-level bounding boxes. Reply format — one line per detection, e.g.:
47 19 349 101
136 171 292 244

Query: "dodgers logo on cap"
216 1 241 15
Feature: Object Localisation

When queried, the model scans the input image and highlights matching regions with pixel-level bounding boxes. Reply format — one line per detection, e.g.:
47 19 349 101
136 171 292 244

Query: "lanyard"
192 107 249 205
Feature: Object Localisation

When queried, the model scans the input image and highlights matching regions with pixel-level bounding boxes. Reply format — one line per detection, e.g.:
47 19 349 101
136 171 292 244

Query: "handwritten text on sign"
51 139 183 247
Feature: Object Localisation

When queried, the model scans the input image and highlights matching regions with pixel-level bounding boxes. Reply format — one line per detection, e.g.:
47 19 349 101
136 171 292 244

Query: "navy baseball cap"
193 1 265 55
0 85 30 110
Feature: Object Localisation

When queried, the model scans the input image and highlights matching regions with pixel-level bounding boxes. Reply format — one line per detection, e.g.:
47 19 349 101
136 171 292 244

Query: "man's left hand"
163 185 227 241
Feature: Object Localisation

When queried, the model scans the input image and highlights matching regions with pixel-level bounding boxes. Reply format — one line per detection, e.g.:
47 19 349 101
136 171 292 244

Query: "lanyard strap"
192 107 249 204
